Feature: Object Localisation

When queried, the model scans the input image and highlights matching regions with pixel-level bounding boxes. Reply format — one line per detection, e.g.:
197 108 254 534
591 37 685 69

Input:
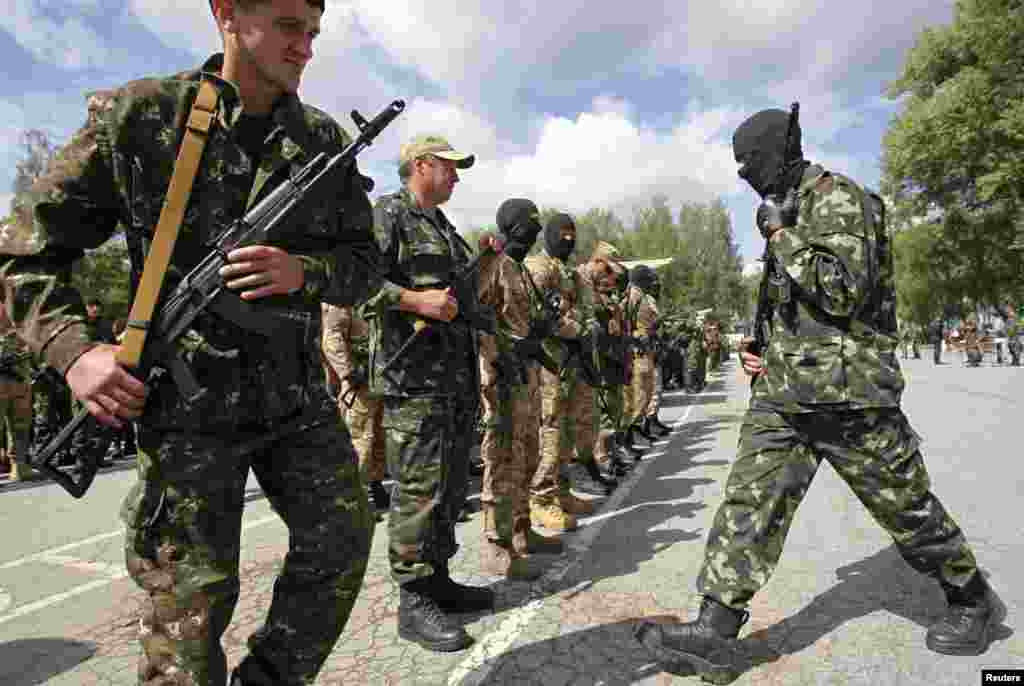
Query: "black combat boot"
368 480 391 511
229 655 280 685
620 429 645 460
398 577 474 652
633 420 656 444
649 414 673 436
569 460 616 496
432 564 495 613
926 574 997 656
635 595 749 684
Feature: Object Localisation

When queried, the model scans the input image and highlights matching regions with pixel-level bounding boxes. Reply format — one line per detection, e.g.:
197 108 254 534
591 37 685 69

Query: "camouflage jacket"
753 164 903 412
321 303 370 387
364 187 478 398
524 249 590 369
0 54 382 431
0 325 31 381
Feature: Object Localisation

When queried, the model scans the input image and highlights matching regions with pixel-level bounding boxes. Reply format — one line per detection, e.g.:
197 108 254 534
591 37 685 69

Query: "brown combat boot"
561 491 597 516
479 539 548 580
512 517 564 555
529 498 578 532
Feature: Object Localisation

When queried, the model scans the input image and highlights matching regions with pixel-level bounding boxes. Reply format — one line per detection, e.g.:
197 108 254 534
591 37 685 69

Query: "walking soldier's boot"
926 574 997 656
512 517 564 555
635 595 749 685
398 577 473 652
230 655 280 686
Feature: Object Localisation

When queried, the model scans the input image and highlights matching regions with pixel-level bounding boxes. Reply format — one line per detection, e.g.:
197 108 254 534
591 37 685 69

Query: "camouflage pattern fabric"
628 288 659 424
478 333 540 541
0 377 32 473
322 304 385 483
523 250 592 504
477 254 545 541
30 367 72 465
753 166 903 412
685 335 707 391
382 394 476 585
697 408 979 608
364 187 478 399
0 53 381 685
364 187 480 584
123 423 372 686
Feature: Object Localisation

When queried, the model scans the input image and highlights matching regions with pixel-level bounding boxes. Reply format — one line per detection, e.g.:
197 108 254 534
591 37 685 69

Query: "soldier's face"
224 0 322 97
417 156 459 205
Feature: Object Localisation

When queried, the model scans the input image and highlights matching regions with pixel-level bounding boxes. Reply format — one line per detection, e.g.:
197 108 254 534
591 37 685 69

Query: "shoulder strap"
117 80 220 369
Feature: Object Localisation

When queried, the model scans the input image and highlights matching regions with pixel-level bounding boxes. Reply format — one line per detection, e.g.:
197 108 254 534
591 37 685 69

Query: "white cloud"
428 100 744 231
0 0 112 69
126 1 220 57
0 193 13 217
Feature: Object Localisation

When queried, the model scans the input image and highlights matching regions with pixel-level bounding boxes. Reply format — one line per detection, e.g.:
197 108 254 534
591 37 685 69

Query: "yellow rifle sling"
117 79 220 370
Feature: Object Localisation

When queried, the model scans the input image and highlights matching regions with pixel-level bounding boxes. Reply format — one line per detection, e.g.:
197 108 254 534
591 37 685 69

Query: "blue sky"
0 0 957 269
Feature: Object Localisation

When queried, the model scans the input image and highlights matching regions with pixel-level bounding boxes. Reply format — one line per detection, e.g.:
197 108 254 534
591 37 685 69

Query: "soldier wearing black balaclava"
476 199 564 580
636 106 997 681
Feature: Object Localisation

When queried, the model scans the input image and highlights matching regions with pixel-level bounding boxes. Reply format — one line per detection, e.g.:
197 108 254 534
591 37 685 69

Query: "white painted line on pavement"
0 529 125 570
0 513 281 627
448 386 705 686
0 587 10 614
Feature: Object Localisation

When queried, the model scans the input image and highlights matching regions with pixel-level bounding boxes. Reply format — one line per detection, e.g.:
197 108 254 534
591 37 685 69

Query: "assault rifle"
747 102 800 371
32 100 406 498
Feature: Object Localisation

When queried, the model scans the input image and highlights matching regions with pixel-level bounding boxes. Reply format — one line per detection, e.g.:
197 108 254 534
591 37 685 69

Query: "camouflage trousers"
122 422 373 686
698 408 980 609
383 392 478 585
594 383 625 467
479 354 540 542
342 385 386 483
0 376 32 474
686 340 707 391
31 371 72 464
534 367 596 502
627 353 657 425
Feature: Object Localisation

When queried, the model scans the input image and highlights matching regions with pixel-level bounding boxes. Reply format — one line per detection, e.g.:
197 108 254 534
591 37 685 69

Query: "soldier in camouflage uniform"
637 108 997 681
476 198 564 580
0 2 386 684
685 323 707 393
1007 316 1021 366
628 266 672 439
321 303 390 518
70 297 119 470
0 305 38 481
364 134 494 653
524 221 612 532
963 320 983 367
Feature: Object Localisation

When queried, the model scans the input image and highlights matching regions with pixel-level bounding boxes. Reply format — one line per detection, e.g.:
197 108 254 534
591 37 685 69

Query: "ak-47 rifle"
32 100 406 498
747 102 800 376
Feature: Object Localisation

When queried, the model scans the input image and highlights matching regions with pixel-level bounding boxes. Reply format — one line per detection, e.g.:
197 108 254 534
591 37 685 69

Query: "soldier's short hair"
209 0 326 15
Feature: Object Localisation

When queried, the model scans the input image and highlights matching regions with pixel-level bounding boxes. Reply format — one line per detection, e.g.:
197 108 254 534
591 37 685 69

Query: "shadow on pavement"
648 545 1014 681
449 618 667 686
0 638 97 685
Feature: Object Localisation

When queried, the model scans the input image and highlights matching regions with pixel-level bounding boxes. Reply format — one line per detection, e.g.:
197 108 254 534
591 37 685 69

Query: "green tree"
883 0 1024 305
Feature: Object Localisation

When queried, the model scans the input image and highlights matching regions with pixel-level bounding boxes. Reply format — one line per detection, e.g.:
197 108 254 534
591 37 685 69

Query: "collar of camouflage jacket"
179 53 310 164
398 186 456 229
796 163 827 196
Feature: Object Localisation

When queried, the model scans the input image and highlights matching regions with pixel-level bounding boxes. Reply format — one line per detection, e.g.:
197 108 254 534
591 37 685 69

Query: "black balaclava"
732 108 804 199
630 265 659 297
544 213 576 262
496 198 542 262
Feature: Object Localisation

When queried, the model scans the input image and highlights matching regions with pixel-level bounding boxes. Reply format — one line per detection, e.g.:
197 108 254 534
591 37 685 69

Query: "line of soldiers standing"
1 298 136 481
317 168 689 650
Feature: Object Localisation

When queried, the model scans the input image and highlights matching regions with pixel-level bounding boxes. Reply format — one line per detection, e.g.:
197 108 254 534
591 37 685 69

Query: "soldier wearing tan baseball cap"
399 134 475 171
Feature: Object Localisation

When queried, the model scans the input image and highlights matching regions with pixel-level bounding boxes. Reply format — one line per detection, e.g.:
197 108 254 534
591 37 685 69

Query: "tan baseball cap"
591 241 625 272
399 134 475 169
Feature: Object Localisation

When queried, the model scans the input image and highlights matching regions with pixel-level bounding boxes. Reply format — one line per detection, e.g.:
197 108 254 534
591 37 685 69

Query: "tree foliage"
883 0 1024 312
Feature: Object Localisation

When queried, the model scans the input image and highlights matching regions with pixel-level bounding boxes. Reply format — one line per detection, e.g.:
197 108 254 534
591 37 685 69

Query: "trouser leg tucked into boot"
635 595 749 685
529 497 577 532
649 414 673 436
398 577 473 652
926 573 997 656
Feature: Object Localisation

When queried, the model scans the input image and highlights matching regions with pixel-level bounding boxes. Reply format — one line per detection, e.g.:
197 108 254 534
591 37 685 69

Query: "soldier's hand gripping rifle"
32 100 406 498
745 102 800 381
